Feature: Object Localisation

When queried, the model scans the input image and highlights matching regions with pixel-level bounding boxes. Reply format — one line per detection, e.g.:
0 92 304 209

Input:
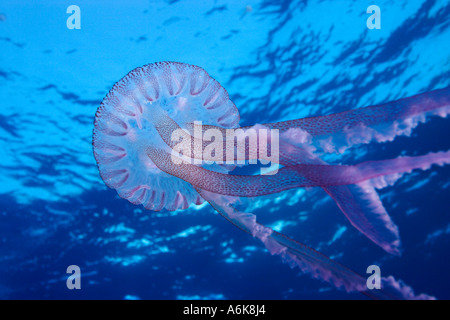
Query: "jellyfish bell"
93 62 240 211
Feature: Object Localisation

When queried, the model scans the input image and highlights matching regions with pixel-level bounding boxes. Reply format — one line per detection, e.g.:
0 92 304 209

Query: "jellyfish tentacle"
198 188 369 293
274 139 403 256
275 150 449 256
148 143 449 255
148 102 450 185
146 145 450 197
268 87 450 134
277 137 450 255
300 151 450 255
266 87 450 153
191 87 450 155
197 188 434 300
294 151 450 185
145 141 434 299
325 184 401 255
147 101 449 256
147 143 448 255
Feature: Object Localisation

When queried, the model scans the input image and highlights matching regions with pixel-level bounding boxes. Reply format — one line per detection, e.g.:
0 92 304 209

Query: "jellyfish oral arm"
175 88 450 256
146 98 449 257
197 186 434 300
194 87 450 156
197 188 371 294
263 87 450 154
147 144 449 256
145 145 436 299
144 78 449 291
147 146 450 197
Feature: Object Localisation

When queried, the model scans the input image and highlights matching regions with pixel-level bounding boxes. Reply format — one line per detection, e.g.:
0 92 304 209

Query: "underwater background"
0 0 449 300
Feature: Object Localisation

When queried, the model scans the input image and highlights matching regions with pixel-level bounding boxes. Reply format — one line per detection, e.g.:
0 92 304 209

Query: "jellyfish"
93 61 449 299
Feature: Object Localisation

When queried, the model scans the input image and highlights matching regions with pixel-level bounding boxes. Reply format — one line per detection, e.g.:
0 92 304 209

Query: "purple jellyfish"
93 61 449 299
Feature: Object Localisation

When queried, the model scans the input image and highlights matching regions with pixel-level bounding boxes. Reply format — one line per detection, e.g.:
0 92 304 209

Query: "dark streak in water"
0 36 25 48
0 114 20 137
38 84 99 106
163 16 185 26
136 35 147 43
205 5 227 16
0 69 9 79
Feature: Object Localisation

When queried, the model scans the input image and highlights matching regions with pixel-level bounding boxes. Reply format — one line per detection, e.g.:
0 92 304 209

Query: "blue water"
0 0 449 300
